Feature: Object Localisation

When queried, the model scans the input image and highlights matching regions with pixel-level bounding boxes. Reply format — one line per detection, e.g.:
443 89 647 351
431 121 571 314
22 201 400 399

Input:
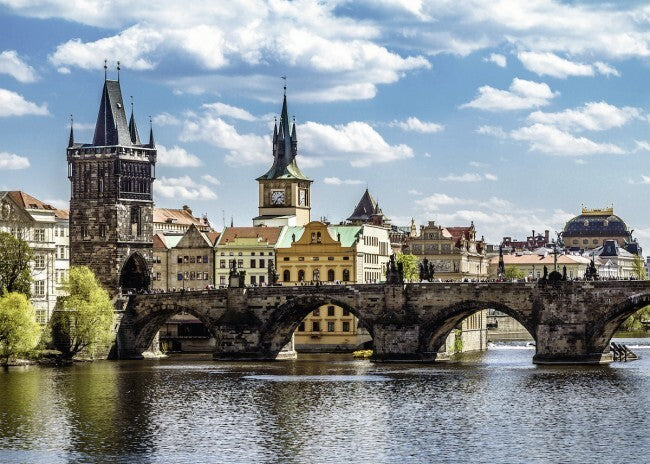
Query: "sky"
2 0 650 247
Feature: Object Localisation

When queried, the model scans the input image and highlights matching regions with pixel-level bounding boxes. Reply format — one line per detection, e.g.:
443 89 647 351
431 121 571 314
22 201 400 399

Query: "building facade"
67 72 156 296
488 252 591 280
153 206 212 235
563 206 640 254
406 221 488 281
0 191 69 323
214 226 283 288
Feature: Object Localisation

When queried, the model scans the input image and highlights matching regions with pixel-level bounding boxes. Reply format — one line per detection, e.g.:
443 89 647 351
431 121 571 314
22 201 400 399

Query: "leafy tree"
51 266 115 360
632 254 647 280
0 232 33 297
0 292 41 365
396 253 419 282
504 266 525 280
620 305 650 331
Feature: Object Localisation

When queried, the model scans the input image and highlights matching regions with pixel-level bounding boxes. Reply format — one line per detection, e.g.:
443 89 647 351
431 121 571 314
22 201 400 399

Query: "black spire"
128 96 141 145
92 74 132 146
68 114 74 148
148 116 155 148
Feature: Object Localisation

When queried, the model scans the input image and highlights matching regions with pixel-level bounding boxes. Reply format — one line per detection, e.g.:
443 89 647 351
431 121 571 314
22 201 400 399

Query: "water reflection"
0 348 649 463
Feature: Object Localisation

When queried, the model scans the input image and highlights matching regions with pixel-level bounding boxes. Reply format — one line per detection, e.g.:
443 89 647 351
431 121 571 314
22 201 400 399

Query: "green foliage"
0 292 41 364
632 254 647 280
453 329 463 353
51 266 115 360
396 253 419 282
0 232 33 297
504 266 525 280
620 305 650 331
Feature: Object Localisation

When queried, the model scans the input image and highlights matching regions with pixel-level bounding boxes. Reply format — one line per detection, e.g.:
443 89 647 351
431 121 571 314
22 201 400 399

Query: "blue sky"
2 0 650 246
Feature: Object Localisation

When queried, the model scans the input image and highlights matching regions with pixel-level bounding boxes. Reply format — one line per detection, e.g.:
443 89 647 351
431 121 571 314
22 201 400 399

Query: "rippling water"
1 343 650 464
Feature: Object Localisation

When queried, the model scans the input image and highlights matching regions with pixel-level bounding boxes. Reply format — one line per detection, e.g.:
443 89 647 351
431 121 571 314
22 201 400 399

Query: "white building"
0 191 69 323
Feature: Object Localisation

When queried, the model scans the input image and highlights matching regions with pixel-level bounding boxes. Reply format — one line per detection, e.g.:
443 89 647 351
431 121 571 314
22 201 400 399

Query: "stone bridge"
114 280 650 364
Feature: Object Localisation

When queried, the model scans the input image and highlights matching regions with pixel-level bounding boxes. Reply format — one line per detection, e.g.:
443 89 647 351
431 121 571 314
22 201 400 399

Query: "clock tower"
253 88 312 227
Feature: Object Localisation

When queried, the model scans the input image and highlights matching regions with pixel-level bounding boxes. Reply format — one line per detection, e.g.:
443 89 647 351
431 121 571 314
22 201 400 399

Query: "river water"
1 340 649 464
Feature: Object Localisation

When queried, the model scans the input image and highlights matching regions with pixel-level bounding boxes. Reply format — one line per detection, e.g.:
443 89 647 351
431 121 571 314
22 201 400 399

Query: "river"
1 340 649 464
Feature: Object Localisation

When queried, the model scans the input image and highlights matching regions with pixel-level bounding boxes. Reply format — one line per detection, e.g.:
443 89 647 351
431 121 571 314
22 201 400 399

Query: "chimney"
182 205 192 216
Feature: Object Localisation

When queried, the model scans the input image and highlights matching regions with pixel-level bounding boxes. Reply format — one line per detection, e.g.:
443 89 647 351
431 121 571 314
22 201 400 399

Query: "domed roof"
563 209 630 237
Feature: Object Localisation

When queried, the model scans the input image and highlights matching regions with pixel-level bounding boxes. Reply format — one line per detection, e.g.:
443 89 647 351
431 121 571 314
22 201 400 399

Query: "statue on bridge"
497 245 505 279
229 259 247 288
267 260 279 286
419 257 435 282
386 254 404 285
585 256 599 281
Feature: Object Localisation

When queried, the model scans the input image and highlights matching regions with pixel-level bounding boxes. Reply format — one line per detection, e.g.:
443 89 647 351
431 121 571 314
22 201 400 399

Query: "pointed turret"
128 99 141 145
347 188 388 225
148 118 155 148
68 115 74 148
92 79 132 146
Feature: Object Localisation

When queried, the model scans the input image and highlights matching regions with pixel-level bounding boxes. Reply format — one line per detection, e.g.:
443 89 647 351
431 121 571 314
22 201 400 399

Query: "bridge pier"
371 324 435 363
532 323 612 365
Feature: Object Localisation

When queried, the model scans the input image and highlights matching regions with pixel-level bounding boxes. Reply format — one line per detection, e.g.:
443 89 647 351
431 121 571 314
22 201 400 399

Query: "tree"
504 266 525 280
632 254 647 280
0 232 33 297
620 304 650 331
0 292 41 365
396 253 419 282
51 266 115 360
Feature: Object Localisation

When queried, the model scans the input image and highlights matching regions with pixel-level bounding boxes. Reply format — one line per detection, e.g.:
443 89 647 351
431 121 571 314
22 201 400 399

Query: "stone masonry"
116 280 650 365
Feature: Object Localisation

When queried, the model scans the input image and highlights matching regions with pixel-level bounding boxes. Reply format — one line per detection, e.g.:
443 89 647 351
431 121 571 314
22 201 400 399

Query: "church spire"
92 65 132 146
68 114 74 147
148 116 155 148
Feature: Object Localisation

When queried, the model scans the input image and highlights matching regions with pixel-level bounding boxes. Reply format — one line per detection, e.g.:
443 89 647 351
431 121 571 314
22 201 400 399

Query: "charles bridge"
114 279 650 365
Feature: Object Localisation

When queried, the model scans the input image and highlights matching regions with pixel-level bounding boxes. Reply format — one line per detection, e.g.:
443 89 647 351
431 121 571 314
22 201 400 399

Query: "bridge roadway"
114 280 650 365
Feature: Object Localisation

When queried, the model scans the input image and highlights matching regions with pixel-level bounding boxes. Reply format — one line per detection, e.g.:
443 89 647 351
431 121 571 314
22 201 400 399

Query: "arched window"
342 269 350 282
327 269 335 282
283 270 290 282
316 232 322 243
313 269 320 281
298 270 305 282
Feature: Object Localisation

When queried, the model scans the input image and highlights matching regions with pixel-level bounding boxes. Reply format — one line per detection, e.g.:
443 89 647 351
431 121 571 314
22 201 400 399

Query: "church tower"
253 88 312 227
67 65 156 296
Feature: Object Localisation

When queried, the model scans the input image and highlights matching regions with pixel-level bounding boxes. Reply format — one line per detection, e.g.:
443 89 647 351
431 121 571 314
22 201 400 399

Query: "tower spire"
128 95 141 144
68 114 74 147
148 115 155 148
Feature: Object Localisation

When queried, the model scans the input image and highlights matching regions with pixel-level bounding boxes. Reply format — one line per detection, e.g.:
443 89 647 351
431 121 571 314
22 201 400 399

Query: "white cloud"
634 141 650 152
477 125 507 138
484 173 498 181
408 189 423 195
517 51 621 79
469 161 487 167
300 121 413 167
181 112 270 166
528 102 642 131
510 123 625 156
201 174 221 185
0 88 48 117
438 173 483 182
323 177 364 185
155 176 217 200
157 144 202 167
485 53 506 67
0 151 30 169
202 102 257 121
153 112 181 126
390 117 444 133
414 193 473 210
461 78 558 111
0 50 37 82
43 198 68 209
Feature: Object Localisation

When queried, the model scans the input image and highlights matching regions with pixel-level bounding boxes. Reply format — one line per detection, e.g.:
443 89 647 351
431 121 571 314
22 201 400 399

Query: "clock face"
271 190 285 205
299 189 306 206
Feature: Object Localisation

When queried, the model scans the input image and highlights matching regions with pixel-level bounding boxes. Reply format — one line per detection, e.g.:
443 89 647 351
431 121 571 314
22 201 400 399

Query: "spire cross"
104 59 107 80
130 95 134 112
281 75 287 94
70 114 73 127
117 60 121 81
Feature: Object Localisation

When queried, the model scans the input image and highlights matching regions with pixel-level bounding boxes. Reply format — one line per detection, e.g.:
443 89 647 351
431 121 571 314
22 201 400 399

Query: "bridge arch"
419 300 535 354
259 294 373 355
588 291 650 353
130 300 221 356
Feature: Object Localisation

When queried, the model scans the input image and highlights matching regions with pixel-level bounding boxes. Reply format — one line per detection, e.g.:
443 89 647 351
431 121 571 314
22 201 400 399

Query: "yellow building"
276 221 390 352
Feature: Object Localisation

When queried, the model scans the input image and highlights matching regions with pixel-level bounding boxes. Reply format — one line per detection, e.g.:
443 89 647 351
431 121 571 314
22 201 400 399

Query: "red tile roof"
219 226 282 245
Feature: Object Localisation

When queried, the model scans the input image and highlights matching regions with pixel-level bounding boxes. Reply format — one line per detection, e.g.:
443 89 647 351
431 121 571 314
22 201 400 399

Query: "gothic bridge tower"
67 66 156 296
253 87 312 227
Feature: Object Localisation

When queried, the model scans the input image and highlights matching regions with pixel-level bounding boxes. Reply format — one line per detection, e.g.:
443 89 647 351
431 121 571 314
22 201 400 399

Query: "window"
177 273 183 281
184 256 189 263
203 256 209 263
99 224 106 238
156 272 161 281
237 259 244 268
328 257 334 261
342 321 350 332
178 256 183 264
327 305 335 317
327 321 335 332
261 252 265 256
312 269 320 281
259 259 265 268
34 255 45 268
343 309 350 316
34 228 45 241
298 322 305 332
298 257 304 261
583 239 588 245
298 270 305 281
283 257 290 261
259 275 265 284
250 259 256 268
34 280 45 296
190 272 195 280
343 256 349 261
593 239 599 244
238 252 243 256
283 270 290 281
251 252 256 256
220 260 226 268
312 321 320 332
343 269 350 281
327 269 335 282
313 308 320 316
573 239 579 245
190 256 196 263
203 272 208 280
220 275 226 286
251 275 257 285
197 255 202 263
81 225 89 239
312 257 319 261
